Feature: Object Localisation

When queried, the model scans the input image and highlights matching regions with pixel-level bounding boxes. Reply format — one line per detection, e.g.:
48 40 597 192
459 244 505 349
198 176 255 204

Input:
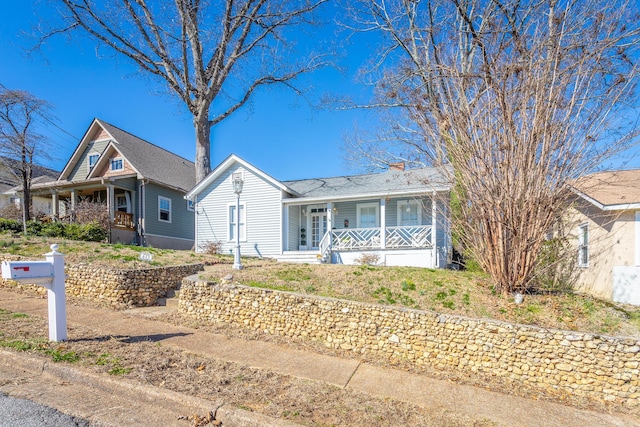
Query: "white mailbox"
0 244 67 341
2 261 54 286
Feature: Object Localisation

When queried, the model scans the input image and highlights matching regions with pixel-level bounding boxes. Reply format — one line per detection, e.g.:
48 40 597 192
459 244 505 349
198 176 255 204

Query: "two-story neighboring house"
30 118 195 249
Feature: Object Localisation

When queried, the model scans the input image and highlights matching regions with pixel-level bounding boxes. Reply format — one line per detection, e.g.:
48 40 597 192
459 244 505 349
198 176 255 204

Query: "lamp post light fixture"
232 171 244 270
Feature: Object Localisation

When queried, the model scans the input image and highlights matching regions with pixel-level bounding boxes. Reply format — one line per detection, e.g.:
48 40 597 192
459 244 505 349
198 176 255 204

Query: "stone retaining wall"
0 255 203 308
180 275 640 407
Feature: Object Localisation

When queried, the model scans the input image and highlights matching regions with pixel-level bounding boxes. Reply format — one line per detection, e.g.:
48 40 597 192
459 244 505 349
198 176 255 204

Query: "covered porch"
33 176 139 242
281 193 447 268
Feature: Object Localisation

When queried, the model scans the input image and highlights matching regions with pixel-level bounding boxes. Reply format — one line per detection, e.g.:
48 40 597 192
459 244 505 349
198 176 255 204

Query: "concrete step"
275 252 323 264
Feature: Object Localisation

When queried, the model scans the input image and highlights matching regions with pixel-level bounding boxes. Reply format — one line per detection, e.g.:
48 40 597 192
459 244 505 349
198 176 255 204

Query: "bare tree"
0 88 52 232
43 0 328 182
345 0 640 294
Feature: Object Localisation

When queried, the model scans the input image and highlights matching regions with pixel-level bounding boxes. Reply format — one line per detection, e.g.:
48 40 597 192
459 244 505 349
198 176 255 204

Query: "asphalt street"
0 393 89 427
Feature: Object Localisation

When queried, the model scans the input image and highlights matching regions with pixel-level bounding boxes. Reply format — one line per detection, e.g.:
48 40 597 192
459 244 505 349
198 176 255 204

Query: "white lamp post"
232 171 244 270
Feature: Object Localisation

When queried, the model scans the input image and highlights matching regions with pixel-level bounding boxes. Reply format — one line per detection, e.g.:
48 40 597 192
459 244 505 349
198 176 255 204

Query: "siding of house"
196 164 283 257
68 139 110 181
113 177 137 192
571 202 635 299
143 183 194 240
287 205 300 251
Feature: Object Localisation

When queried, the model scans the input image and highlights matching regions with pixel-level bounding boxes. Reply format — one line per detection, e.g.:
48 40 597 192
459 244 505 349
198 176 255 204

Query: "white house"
186 155 452 268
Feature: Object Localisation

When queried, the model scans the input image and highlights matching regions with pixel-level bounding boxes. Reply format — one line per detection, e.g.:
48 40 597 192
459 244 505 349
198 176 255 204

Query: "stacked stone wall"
180 276 640 407
0 255 203 308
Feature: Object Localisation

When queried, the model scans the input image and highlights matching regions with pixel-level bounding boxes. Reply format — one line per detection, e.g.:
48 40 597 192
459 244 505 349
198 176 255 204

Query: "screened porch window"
357 202 379 228
398 200 421 226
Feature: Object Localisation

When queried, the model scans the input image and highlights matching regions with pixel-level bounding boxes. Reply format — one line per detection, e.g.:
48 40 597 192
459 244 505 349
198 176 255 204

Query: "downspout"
139 179 148 246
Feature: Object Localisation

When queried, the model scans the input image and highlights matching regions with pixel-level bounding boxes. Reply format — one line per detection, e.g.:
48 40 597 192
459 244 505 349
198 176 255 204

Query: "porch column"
432 191 438 268
380 198 386 249
70 189 77 211
51 190 59 219
130 190 136 220
106 184 115 221
326 202 333 250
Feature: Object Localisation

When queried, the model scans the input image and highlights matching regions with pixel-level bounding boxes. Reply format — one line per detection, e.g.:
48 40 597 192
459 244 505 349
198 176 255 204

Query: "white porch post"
432 191 438 268
70 189 77 211
327 202 333 251
106 184 114 221
51 190 59 218
380 198 386 249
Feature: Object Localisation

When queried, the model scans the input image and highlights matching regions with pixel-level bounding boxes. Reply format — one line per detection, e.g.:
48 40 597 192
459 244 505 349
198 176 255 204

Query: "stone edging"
179 275 640 407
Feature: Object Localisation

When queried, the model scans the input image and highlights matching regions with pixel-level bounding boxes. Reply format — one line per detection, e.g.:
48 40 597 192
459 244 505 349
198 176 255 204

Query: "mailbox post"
1 244 66 341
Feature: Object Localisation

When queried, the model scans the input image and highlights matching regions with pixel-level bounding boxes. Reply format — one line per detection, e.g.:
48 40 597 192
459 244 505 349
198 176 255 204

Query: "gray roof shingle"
282 167 450 198
98 120 195 192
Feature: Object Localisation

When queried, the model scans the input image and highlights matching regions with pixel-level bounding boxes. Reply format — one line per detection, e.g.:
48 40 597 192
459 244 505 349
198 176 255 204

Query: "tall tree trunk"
194 113 211 184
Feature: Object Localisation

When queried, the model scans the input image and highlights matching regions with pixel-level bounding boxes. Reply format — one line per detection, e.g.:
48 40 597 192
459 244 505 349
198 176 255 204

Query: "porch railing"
329 225 433 251
113 211 135 229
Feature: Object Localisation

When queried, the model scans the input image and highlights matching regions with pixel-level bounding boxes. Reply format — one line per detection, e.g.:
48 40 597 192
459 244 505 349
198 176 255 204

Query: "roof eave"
281 186 451 205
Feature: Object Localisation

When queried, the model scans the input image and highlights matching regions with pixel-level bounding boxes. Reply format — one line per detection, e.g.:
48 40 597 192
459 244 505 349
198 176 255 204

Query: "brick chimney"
389 161 405 171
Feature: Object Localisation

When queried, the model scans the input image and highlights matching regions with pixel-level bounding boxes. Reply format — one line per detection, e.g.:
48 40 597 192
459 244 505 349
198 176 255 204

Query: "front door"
310 208 327 249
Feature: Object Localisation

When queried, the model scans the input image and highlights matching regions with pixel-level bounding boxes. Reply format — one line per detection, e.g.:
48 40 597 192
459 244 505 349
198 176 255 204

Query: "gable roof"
282 167 450 201
0 157 59 189
186 154 293 199
58 118 195 192
571 169 640 210
187 154 451 202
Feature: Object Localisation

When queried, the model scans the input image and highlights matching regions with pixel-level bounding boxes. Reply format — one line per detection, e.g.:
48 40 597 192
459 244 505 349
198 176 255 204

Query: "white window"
187 199 195 212
578 223 589 267
228 203 246 241
158 196 172 223
357 202 379 228
88 154 99 169
397 200 421 226
110 158 123 171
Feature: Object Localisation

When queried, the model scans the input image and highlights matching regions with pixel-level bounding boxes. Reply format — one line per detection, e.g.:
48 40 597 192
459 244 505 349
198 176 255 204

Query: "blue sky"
0 2 378 181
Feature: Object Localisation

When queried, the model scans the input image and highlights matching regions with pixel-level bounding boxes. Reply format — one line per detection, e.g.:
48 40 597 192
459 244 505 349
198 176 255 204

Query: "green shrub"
64 222 106 242
0 218 22 233
40 222 67 237
25 220 42 235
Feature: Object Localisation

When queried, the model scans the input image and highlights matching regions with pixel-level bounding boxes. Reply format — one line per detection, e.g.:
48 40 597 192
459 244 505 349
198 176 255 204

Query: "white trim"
59 119 115 180
227 201 246 242
110 157 124 171
158 195 172 223
356 202 380 228
570 187 640 211
281 188 449 205
87 153 100 170
636 211 640 266
187 154 291 199
397 199 422 226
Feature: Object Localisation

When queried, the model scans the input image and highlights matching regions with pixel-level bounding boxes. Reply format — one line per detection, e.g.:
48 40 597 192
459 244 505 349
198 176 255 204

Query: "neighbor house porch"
33 176 139 244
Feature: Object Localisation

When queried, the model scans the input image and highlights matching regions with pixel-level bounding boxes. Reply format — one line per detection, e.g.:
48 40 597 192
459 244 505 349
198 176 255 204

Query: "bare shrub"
74 198 110 230
355 252 381 266
0 203 22 221
199 240 223 255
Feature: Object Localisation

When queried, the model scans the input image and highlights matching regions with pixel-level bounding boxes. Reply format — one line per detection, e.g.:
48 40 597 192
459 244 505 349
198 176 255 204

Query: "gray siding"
287 205 300 250
196 164 283 257
143 183 194 240
68 139 110 181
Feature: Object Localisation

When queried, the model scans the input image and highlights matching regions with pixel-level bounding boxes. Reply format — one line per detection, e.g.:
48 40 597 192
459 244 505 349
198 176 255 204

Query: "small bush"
0 218 22 233
355 252 381 266
40 221 67 237
199 240 223 255
25 220 42 235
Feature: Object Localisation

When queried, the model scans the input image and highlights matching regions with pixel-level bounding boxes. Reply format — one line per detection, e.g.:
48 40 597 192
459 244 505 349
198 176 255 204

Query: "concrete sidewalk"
1 289 638 427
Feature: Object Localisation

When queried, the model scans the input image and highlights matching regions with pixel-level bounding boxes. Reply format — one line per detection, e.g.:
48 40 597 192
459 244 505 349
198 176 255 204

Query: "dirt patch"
0 308 494 427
